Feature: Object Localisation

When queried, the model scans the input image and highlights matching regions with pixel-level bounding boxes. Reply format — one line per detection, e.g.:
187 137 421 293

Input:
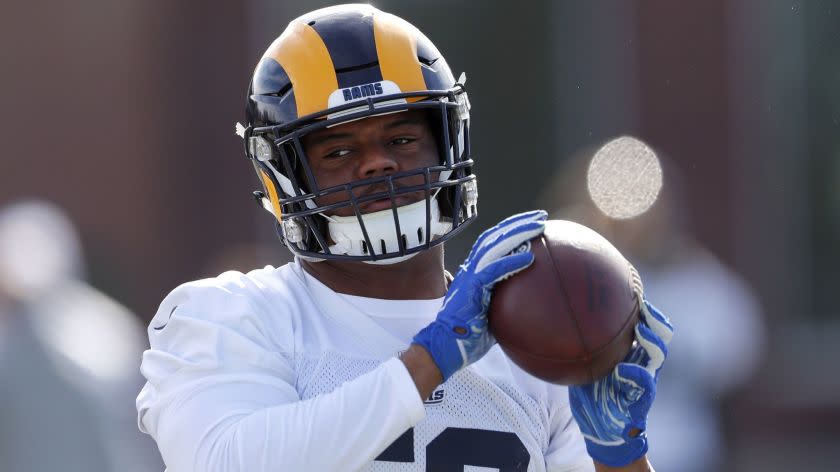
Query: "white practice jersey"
137 261 594 472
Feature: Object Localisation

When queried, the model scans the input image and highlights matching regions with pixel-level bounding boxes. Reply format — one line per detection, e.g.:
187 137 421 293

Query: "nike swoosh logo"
152 305 178 331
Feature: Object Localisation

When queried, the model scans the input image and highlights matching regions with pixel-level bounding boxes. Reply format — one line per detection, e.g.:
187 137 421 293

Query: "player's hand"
568 299 674 468
412 210 547 381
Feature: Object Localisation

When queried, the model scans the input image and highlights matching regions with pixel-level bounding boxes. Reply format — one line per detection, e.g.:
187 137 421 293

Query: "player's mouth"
353 182 427 214
358 194 419 213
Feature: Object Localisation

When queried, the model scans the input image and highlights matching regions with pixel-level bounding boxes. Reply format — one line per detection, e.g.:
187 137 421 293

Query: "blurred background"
0 0 837 470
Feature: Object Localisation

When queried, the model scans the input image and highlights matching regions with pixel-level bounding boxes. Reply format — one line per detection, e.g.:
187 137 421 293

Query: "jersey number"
375 427 530 471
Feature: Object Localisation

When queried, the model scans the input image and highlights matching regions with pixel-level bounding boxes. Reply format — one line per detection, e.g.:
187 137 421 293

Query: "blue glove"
569 299 674 467
413 210 547 381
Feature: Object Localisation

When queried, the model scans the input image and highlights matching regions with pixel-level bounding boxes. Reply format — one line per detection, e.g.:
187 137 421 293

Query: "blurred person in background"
0 200 162 472
540 138 766 472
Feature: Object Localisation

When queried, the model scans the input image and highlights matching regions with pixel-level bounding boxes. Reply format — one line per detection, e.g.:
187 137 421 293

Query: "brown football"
488 219 640 385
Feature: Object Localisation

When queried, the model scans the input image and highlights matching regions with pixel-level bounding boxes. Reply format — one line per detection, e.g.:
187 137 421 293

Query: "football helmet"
239 4 477 264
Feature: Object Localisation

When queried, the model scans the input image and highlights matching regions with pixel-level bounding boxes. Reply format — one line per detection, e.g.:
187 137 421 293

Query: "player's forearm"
594 456 654 472
400 343 443 400
152 358 425 472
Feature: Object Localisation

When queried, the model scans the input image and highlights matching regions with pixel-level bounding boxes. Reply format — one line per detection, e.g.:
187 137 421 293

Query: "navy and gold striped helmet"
241 4 477 264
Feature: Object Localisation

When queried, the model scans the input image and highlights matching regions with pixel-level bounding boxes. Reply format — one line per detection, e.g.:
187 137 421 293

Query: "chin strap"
322 198 452 265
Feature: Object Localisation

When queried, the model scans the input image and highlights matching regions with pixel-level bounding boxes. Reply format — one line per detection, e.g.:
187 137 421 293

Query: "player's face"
302 110 439 217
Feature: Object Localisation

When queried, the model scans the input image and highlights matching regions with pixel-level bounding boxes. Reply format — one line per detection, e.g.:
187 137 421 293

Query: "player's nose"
357 144 397 178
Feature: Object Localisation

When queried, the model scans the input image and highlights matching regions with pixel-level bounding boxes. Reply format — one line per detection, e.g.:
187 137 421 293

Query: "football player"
136 4 673 471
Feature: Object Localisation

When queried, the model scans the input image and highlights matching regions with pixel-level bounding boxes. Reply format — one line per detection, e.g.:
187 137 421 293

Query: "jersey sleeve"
136 272 425 472
544 386 596 472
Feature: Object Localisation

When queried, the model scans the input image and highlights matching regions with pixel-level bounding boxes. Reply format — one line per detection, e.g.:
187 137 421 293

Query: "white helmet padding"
323 197 452 265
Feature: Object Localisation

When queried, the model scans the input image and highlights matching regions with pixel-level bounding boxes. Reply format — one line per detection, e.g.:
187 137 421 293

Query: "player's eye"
324 148 352 159
390 137 415 146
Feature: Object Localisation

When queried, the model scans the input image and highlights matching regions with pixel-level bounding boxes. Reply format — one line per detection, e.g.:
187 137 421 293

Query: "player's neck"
300 246 447 300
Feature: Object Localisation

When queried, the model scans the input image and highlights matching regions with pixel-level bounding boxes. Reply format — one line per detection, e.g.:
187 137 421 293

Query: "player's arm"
137 279 427 472
399 344 443 399
569 300 674 470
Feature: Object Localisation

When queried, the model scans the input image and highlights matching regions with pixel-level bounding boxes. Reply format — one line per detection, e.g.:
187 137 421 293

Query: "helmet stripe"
259 169 284 221
308 11 384 91
264 22 338 119
373 13 427 94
